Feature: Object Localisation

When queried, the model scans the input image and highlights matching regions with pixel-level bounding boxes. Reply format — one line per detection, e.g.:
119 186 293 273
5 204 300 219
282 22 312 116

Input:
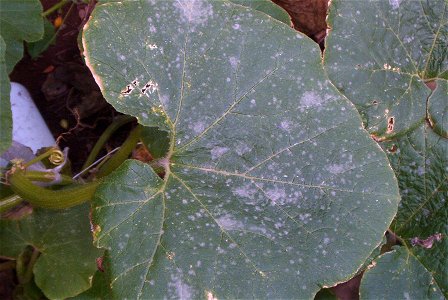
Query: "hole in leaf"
386 116 394 134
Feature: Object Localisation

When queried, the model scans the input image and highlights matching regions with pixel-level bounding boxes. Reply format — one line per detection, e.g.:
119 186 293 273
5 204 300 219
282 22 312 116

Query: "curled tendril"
49 149 65 165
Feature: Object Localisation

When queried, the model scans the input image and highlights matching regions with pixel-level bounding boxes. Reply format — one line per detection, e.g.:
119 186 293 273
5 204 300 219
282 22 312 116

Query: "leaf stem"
81 115 135 173
22 248 40 284
42 0 70 17
24 170 73 185
0 194 23 213
96 125 142 178
8 170 100 209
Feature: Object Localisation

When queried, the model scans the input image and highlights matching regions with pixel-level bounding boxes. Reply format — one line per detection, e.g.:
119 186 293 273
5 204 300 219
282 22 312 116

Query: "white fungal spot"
175 0 213 25
232 23 240 30
148 43 158 50
235 143 251 156
229 56 239 69
265 187 286 205
300 91 329 107
232 184 257 200
169 271 192 300
211 146 229 160
216 214 245 231
279 120 292 132
389 0 401 9
192 121 206 134
206 291 218 300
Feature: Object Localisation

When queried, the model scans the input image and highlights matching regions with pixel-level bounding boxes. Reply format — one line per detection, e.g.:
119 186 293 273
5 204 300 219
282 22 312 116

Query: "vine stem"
96 125 142 178
0 194 23 213
42 0 70 17
81 115 135 173
8 170 100 209
22 248 40 284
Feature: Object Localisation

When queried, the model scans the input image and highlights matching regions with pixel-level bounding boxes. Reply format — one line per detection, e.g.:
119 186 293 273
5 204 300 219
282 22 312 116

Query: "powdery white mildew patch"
216 214 271 238
232 183 258 200
388 0 401 9
168 270 193 300
300 91 330 108
174 0 213 25
211 146 229 160
265 187 287 205
229 56 239 69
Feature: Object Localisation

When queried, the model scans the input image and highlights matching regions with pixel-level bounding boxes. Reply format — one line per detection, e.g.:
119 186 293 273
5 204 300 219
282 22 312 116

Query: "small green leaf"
0 205 103 299
27 18 56 59
85 1 400 298
0 0 44 73
360 246 444 299
0 35 11 155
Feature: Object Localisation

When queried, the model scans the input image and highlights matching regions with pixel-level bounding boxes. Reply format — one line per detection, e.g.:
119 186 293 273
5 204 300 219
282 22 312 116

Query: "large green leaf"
0 205 103 299
0 0 44 73
0 35 11 154
84 1 400 298
360 246 444 299
382 123 447 295
325 0 447 139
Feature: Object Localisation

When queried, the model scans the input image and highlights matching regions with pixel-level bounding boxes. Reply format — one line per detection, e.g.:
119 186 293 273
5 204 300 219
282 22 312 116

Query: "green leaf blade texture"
324 0 447 139
383 124 448 295
0 0 44 73
360 247 444 299
0 36 11 154
0 205 103 299
428 80 448 138
324 1 447 295
229 0 290 25
84 1 401 298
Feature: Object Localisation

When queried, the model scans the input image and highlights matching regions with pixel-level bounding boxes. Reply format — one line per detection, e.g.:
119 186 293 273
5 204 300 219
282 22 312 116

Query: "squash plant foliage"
325 0 447 297
81 0 400 298
0 0 446 299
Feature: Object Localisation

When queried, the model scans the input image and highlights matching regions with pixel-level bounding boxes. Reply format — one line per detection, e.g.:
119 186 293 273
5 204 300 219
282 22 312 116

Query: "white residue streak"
300 91 328 108
169 271 193 300
211 146 229 160
232 184 257 200
236 143 251 156
265 187 286 204
175 0 213 25
216 214 270 237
